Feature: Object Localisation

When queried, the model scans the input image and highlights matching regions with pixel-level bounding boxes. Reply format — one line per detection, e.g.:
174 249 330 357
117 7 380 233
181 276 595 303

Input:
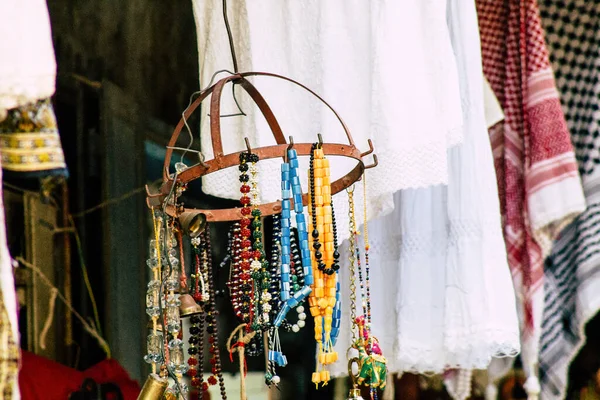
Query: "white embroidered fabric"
331 0 520 375
0 0 56 114
191 0 464 242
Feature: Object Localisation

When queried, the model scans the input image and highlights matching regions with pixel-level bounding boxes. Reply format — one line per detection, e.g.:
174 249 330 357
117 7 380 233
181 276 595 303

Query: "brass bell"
179 293 203 317
347 357 365 400
178 211 207 238
347 388 365 400
137 373 168 400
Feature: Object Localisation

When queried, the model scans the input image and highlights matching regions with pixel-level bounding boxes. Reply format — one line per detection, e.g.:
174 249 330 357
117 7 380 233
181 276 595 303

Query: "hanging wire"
177 67 247 167
222 0 238 73
175 0 243 167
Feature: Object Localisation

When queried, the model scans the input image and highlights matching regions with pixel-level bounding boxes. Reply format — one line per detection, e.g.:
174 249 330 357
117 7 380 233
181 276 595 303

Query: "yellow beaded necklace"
307 144 339 387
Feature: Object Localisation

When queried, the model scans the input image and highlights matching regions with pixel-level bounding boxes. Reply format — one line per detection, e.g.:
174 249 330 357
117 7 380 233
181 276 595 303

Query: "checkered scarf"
476 0 585 379
538 1 600 399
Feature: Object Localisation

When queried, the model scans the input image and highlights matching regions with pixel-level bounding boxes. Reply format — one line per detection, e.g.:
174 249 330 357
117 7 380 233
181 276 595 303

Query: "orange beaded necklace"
307 143 340 387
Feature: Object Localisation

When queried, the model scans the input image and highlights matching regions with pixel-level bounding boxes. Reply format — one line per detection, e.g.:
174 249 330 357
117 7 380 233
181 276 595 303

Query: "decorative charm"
345 176 388 399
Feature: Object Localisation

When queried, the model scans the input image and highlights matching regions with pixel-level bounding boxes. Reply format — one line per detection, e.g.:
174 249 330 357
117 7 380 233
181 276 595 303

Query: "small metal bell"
347 388 365 400
178 211 207 238
137 373 168 400
179 293 203 317
347 357 365 400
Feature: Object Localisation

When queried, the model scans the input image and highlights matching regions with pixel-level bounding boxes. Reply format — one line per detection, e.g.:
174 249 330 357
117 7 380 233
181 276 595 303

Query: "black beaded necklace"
308 143 340 275
188 229 227 399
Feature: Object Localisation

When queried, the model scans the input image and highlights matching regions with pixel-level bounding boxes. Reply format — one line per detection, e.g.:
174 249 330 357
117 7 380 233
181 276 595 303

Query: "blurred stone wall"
48 0 200 124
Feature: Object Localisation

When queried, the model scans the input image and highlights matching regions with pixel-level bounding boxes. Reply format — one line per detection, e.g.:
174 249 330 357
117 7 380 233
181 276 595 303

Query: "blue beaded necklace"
275 148 314 325
266 149 315 386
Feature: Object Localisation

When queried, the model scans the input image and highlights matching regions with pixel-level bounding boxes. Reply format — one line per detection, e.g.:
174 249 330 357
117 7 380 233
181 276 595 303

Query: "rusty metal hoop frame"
146 72 378 222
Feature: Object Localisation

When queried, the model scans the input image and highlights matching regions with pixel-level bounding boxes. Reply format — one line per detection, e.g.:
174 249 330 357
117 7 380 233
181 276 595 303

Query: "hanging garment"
0 0 56 118
0 165 20 400
483 77 504 129
537 2 600 399
0 294 19 400
476 0 586 390
0 99 68 179
332 0 519 376
191 0 464 242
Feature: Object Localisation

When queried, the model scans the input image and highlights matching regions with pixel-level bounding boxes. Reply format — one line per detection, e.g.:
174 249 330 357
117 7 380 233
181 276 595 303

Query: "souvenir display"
142 72 379 399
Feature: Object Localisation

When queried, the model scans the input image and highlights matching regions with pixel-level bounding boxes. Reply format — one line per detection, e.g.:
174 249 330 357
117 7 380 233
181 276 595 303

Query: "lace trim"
329 327 519 378
0 75 56 112
387 328 519 375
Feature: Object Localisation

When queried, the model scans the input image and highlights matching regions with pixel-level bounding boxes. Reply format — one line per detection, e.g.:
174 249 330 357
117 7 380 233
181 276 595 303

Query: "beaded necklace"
346 176 387 399
246 152 269 330
266 217 307 333
189 229 228 399
287 228 308 332
307 144 340 387
275 148 313 324
145 211 165 373
232 152 255 328
264 148 314 386
268 215 282 324
227 223 242 317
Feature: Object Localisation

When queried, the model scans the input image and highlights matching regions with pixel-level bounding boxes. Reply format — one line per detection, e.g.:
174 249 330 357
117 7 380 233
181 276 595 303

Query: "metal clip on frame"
150 72 378 222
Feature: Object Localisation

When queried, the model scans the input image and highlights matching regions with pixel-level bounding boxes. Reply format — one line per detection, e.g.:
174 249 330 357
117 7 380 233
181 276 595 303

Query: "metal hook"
284 136 295 162
244 137 252 153
166 147 209 169
197 151 209 169
145 184 164 209
206 82 247 119
364 154 378 169
317 133 324 148
361 139 375 157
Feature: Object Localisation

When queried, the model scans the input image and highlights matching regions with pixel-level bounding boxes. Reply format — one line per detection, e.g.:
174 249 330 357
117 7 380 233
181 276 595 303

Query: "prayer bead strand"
307 143 339 387
236 153 254 327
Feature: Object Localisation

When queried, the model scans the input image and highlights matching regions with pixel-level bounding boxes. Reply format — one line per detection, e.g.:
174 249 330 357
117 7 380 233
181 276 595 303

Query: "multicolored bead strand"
346 177 387 397
362 173 373 331
227 223 243 319
234 152 254 327
246 151 269 329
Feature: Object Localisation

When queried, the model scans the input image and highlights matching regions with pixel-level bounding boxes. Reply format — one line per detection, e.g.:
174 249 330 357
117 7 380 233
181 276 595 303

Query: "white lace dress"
331 0 520 375
0 0 56 119
191 0 463 242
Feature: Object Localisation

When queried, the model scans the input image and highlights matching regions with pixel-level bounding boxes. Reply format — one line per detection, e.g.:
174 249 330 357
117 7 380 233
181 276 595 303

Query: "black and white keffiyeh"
539 1 600 399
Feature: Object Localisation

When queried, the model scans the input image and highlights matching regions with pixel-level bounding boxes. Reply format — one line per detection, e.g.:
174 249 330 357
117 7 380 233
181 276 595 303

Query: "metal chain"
347 188 359 343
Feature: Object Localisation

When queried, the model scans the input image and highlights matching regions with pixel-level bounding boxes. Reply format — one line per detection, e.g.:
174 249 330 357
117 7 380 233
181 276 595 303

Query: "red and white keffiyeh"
476 0 585 394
